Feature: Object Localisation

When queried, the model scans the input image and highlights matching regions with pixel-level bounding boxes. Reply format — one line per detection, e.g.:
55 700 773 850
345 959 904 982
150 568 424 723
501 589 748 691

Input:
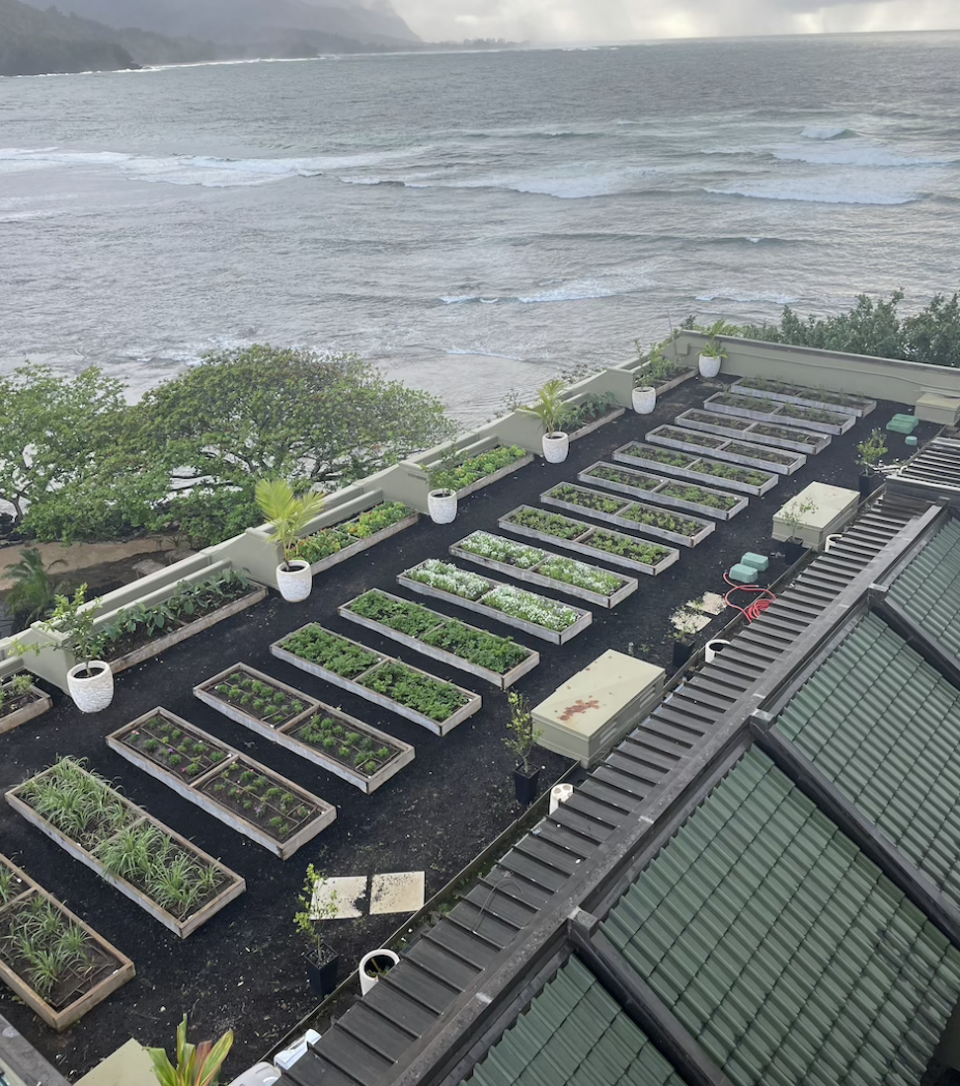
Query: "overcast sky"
390 0 960 43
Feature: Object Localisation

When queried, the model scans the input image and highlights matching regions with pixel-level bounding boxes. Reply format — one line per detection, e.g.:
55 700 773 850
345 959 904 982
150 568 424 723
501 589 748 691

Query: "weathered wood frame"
540 483 716 548
0 682 52 735
675 409 832 455
6 766 246 938
192 663 319 731
645 426 806 475
339 590 540 690
0 854 135 1030
728 380 876 417
300 510 420 576
196 678 415 793
577 462 749 522
499 506 681 575
270 627 482 737
703 391 856 435
612 443 779 496
107 708 336 860
449 449 536 499
450 535 638 608
397 565 593 646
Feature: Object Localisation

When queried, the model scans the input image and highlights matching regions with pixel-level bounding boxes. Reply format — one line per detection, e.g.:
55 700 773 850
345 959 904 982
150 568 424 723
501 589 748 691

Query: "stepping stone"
886 413 918 434
311 875 367 920
729 563 758 584
370 871 425 915
741 552 769 572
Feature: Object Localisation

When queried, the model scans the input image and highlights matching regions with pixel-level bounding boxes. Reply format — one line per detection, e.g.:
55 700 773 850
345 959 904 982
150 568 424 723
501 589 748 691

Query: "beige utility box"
772 481 859 550
916 392 960 426
532 650 665 767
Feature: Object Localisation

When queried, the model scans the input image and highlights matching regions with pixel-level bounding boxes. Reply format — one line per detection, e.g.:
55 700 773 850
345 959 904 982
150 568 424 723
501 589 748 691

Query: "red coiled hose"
723 572 776 622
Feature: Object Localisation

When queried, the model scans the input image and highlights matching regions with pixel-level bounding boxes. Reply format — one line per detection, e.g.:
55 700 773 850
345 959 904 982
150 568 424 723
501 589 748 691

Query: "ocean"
2 32 959 423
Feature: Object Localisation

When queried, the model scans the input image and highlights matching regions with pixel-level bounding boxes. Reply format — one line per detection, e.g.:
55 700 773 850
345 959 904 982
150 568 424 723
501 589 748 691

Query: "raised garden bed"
565 394 626 442
428 445 534 498
289 501 418 574
703 391 856 435
195 667 414 792
339 589 539 689
108 709 336 859
398 560 592 646
100 569 267 675
612 442 779 496
675 409 831 455
729 377 876 417
271 625 481 736
192 664 318 730
541 482 715 548
6 758 245 938
637 360 695 395
499 506 680 575
0 673 52 735
0 854 134 1031
579 462 748 521
645 426 805 475
450 530 638 608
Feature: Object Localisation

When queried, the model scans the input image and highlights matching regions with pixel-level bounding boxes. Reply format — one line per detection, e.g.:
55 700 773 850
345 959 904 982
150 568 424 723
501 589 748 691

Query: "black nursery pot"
305 948 339 998
672 639 694 669
783 538 807 565
859 471 881 499
513 765 541 806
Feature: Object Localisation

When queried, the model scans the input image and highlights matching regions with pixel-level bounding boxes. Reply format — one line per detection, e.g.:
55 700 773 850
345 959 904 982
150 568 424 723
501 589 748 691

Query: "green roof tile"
888 518 960 656
776 611 960 902
464 956 688 1086
601 750 960 1086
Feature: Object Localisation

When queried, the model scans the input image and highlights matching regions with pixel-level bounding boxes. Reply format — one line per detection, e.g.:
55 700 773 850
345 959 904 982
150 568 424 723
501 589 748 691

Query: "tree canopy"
1 347 456 547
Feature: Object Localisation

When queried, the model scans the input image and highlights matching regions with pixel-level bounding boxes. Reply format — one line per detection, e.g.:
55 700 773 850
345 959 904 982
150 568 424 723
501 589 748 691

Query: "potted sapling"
521 378 577 464
779 497 817 564
504 690 543 805
670 612 700 670
16 585 113 713
358 947 400 996
698 319 736 378
147 1014 233 1086
632 343 669 414
856 428 887 499
255 478 325 602
424 457 459 525
294 864 340 998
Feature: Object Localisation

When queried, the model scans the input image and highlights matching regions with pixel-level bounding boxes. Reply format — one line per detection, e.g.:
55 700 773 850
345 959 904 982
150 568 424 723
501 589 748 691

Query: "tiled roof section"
277 494 933 1086
464 956 687 1086
775 610 960 903
601 749 960 1086
887 516 960 656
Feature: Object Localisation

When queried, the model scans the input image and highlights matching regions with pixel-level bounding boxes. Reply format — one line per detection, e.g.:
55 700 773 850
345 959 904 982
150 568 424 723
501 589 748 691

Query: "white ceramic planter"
276 560 313 602
428 488 458 524
66 661 114 713
632 386 657 415
542 432 569 464
698 352 722 378
359 949 399 996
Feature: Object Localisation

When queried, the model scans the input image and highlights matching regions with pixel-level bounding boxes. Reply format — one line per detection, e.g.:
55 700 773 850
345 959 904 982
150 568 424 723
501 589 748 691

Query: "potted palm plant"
856 428 887 499
255 478 325 602
294 864 340 998
698 319 736 378
504 690 543 805
521 378 576 463
147 1014 233 1086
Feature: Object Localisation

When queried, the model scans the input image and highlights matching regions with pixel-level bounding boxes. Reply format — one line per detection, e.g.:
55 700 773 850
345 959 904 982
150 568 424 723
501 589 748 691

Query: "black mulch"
0 375 937 1080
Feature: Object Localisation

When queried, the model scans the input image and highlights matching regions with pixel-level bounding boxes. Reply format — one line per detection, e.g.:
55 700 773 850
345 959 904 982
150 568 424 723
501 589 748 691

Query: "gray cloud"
392 0 960 43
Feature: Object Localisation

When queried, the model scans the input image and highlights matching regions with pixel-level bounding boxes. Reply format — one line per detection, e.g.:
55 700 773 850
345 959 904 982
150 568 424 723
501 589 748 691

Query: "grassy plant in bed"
280 626 381 678
2 895 95 1002
18 759 133 850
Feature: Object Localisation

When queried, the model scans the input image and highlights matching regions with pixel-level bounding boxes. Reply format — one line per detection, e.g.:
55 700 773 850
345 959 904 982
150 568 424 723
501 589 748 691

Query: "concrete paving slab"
310 876 367 920
74 1039 153 1086
370 871 425 915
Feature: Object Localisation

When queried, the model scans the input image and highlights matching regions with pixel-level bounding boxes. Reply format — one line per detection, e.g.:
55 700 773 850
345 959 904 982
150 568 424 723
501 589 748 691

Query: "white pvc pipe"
705 639 732 664
359 949 400 996
824 534 843 552
550 784 574 814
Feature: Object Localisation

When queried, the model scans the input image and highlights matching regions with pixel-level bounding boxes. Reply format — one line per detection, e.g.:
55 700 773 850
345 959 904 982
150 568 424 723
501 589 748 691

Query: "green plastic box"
741 552 769 572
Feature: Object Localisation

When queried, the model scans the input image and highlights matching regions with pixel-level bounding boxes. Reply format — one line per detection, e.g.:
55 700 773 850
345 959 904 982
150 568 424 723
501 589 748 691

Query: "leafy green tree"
0 365 127 530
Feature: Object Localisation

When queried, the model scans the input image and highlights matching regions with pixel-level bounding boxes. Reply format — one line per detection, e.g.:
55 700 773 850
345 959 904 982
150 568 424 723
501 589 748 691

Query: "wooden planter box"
0 854 134 1030
729 381 876 418
568 407 626 443
270 628 481 737
645 427 805 475
108 709 336 860
192 664 319 731
304 511 420 576
339 592 540 690
703 392 856 435
675 410 831 455
579 462 749 522
107 586 268 675
6 767 245 939
644 365 696 396
452 450 535 499
0 683 52 735
397 568 593 646
612 442 779 496
449 536 638 608
541 483 716 548
499 506 680 575
196 674 415 793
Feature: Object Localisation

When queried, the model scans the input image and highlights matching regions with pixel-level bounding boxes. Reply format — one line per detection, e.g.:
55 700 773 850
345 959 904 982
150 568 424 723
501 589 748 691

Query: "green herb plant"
147 1013 234 1086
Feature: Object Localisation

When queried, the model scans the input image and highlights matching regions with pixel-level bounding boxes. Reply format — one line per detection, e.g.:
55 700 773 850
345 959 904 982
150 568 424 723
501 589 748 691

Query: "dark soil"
0 374 939 1081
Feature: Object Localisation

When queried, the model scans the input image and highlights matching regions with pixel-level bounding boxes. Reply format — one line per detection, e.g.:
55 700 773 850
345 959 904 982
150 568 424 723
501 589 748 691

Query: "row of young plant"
288 501 414 564
648 426 803 471
708 390 852 428
583 464 741 513
614 442 778 494
543 483 713 546
426 445 530 494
